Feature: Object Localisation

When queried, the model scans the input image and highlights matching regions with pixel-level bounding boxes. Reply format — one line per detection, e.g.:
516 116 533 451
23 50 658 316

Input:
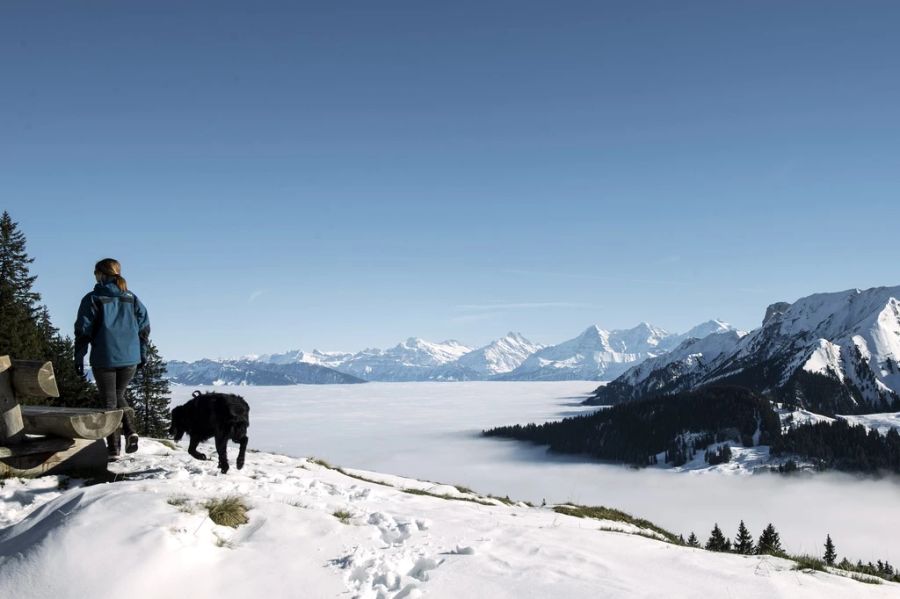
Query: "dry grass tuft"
205 496 250 528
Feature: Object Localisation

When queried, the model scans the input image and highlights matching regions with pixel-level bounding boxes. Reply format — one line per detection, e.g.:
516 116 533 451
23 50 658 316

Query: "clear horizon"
4 1 899 361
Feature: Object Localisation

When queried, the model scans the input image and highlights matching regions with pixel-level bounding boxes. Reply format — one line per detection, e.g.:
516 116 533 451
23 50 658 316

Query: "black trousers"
94 365 137 452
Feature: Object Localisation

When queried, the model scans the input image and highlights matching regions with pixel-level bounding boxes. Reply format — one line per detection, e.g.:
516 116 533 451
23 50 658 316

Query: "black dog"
170 391 250 473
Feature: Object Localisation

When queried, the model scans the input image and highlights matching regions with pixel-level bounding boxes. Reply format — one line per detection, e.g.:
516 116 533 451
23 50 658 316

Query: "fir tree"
0 212 95 408
734 520 755 555
687 532 700 548
756 523 783 556
824 534 836 566
0 211 44 359
126 341 171 437
705 524 731 552
35 306 96 407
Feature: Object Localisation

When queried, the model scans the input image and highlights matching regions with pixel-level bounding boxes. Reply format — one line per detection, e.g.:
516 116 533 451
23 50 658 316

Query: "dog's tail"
192 390 202 398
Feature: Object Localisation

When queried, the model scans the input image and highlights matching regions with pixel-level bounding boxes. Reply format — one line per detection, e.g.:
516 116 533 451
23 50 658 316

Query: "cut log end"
21 407 124 440
0 356 25 444
11 360 60 399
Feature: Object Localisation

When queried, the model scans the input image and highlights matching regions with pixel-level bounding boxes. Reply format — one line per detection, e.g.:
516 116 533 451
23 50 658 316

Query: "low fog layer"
172 382 900 564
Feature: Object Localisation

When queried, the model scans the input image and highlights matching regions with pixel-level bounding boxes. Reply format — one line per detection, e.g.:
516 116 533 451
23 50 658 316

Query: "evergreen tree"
734 520 755 555
34 306 96 407
756 523 783 556
0 211 43 359
0 211 96 407
687 532 700 548
126 341 171 437
705 524 731 552
824 534 836 566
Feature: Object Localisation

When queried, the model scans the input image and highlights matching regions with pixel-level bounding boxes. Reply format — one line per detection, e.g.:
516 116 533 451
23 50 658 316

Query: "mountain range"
587 285 900 415
167 285 900 398
166 322 735 385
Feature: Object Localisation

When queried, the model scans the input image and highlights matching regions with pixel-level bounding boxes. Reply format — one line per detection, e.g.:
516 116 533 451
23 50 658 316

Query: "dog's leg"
236 436 248 470
215 434 229 473
188 436 208 461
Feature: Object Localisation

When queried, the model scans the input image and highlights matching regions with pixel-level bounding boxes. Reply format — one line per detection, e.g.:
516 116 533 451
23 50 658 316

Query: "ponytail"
94 258 129 292
113 274 128 292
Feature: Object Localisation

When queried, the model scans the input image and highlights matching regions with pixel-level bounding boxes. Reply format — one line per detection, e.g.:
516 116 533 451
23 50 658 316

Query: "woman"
74 258 151 458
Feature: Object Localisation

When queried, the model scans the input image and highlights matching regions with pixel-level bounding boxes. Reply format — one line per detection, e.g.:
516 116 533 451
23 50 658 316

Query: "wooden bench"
0 355 123 477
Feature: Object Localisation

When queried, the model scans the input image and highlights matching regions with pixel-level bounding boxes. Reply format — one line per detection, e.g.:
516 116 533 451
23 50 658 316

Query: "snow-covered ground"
840 412 900 435
159 382 900 565
778 405 900 436
2 441 896 599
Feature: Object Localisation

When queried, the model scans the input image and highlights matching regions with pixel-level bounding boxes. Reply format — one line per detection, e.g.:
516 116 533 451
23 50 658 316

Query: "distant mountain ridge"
168 322 736 385
496 320 736 381
587 286 900 414
165 359 365 386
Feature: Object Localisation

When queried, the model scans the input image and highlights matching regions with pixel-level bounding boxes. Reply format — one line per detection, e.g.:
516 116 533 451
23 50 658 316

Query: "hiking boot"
107 437 120 458
125 434 139 454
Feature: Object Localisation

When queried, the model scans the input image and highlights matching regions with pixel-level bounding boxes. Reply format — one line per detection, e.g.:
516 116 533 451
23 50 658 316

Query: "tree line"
484 386 781 467
486 381 900 475
0 211 170 436
771 418 900 474
686 520 899 584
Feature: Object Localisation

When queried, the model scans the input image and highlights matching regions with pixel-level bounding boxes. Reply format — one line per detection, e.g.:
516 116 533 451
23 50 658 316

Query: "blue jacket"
74 281 151 369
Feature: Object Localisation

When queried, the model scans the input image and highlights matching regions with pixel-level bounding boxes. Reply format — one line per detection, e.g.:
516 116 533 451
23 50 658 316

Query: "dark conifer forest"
771 418 900 474
486 383 900 474
484 386 781 467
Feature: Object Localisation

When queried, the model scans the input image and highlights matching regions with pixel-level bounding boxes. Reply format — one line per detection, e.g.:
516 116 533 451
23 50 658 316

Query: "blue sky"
3 1 899 361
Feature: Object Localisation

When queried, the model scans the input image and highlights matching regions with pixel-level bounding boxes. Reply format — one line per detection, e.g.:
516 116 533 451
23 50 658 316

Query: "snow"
777 405 900 436
777 406 835 430
802 340 845 381
615 330 746 390
149 383 900 566
665 442 777 475
176 320 740 383
619 286 900 410
2 441 896 599
450 332 544 376
839 412 900 435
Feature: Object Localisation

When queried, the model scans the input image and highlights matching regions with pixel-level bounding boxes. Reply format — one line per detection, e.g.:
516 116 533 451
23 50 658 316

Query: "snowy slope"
590 286 900 413
338 338 474 382
172 321 737 385
173 339 474 384
438 332 543 378
165 359 365 386
257 349 354 368
589 330 747 404
1 441 894 599
706 286 900 412
499 324 651 381
499 322 731 381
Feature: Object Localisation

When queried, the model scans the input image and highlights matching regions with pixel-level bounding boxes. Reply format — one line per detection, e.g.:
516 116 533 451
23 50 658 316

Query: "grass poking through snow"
553 504 680 544
205 496 250 528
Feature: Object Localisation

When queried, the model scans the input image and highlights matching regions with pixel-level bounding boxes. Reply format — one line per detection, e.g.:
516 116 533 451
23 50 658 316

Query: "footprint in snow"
368 512 422 546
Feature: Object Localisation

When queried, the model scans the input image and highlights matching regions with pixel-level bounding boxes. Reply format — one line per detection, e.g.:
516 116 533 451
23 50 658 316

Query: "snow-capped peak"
592 285 900 413
452 332 545 376
683 319 736 339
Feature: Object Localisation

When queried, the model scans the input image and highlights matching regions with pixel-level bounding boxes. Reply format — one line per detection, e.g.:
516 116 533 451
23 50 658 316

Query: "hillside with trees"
0 211 170 434
484 386 781 467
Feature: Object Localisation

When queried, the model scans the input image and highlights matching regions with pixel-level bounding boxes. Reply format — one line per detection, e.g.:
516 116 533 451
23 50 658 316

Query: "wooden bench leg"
0 438 108 477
